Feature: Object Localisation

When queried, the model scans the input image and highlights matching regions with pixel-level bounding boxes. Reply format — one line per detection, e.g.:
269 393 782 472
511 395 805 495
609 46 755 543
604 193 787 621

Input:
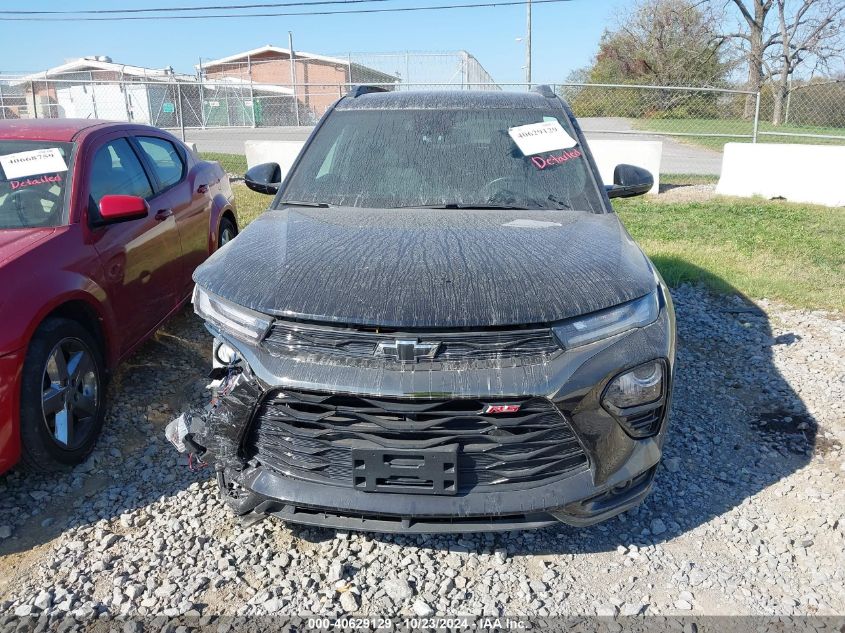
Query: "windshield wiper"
544 194 573 210
279 200 333 208
395 203 532 210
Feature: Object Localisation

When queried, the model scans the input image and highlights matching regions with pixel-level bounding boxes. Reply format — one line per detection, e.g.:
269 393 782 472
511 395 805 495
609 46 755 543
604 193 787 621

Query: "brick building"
198 45 398 122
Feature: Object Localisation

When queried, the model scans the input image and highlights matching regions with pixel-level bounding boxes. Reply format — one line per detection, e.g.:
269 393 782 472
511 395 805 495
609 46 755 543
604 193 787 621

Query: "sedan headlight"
552 289 659 349
193 285 272 344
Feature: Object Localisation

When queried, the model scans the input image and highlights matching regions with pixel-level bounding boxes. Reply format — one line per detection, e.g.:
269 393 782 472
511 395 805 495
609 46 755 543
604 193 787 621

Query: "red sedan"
0 119 237 473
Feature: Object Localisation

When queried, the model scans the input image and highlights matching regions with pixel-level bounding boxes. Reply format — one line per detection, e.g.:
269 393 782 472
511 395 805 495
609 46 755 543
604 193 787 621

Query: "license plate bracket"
351 446 458 495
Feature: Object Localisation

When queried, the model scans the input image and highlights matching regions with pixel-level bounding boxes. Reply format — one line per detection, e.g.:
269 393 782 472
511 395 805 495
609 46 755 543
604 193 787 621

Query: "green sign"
162 102 175 114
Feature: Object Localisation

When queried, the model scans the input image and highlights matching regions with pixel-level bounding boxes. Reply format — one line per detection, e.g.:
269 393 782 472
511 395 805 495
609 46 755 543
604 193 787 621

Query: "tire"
18 317 106 472
218 216 237 248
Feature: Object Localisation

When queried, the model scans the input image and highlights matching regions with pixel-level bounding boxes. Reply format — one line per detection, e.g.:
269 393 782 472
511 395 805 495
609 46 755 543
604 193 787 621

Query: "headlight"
552 289 659 349
603 360 664 409
193 285 272 344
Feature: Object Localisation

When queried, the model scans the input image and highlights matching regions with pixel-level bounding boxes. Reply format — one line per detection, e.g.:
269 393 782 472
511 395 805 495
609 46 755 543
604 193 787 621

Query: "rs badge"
483 404 522 414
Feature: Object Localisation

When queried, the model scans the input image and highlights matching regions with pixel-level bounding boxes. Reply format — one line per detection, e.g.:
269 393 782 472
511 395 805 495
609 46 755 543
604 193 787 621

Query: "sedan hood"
0 228 56 265
194 207 655 328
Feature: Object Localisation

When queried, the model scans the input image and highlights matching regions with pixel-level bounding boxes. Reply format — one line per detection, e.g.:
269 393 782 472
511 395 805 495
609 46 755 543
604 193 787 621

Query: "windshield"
0 140 74 229
280 108 605 212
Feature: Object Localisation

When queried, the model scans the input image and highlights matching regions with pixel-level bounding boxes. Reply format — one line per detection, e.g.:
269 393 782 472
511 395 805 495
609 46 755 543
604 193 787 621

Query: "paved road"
179 117 723 175
580 117 723 176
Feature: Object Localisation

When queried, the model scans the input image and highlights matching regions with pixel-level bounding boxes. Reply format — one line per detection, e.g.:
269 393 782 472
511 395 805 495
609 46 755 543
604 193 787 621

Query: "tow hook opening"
217 468 262 515
555 466 657 520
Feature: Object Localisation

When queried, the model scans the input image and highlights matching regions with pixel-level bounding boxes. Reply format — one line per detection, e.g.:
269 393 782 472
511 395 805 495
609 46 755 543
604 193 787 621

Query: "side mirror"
605 164 654 199
245 162 283 195
97 195 149 224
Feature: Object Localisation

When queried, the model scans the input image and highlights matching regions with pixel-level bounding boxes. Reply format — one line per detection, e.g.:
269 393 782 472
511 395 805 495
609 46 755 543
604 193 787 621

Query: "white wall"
244 138 664 195
717 142 845 207
588 140 662 195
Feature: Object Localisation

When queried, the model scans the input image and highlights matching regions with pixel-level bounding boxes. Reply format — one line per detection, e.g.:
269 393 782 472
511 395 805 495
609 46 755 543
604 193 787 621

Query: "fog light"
603 360 664 409
214 341 240 365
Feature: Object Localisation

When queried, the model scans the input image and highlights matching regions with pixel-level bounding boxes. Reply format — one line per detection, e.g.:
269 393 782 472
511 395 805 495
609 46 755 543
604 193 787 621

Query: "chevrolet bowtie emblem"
375 339 440 363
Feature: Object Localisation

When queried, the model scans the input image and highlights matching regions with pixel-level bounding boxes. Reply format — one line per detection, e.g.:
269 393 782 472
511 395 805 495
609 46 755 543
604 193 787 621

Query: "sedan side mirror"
97 195 149 225
605 164 654 199
245 162 283 195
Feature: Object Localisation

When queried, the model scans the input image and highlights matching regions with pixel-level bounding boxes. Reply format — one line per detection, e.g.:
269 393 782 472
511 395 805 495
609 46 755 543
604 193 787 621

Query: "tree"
588 0 728 88
721 0 775 118
769 0 845 124
566 0 729 118
721 0 845 122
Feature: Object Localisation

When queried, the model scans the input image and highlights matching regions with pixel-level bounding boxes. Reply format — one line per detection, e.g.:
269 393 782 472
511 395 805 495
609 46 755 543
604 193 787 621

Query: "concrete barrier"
243 138 664 195
587 140 662 195
717 142 845 207
245 140 306 177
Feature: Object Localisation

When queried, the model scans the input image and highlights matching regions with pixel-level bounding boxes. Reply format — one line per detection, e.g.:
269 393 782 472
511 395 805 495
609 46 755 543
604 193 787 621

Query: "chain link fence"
343 52 498 86
756 80 845 142
198 51 496 89
2 74 844 175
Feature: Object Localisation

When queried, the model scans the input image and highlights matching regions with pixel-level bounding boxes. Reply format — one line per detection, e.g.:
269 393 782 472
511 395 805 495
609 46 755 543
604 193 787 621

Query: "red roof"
0 119 115 142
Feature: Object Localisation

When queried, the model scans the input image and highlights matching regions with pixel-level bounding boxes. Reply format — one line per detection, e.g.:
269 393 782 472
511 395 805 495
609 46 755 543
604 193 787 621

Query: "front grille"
246 390 588 493
262 321 560 363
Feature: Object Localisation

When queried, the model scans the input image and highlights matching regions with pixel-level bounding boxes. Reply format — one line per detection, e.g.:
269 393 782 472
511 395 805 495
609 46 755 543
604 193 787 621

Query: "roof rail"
532 84 556 99
347 85 390 98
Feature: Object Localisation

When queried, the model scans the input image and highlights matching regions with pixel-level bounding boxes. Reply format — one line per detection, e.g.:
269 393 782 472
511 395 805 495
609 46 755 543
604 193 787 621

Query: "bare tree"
769 0 845 124
721 0 845 121
721 0 776 118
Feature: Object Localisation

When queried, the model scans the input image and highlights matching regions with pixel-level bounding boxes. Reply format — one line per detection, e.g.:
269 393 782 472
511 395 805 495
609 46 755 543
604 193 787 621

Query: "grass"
661 173 719 187
234 183 272 227
632 118 845 152
200 152 248 176
614 196 845 312
232 183 845 313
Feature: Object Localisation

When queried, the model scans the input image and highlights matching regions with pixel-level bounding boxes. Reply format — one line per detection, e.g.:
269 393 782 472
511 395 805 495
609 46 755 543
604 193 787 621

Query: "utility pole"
525 0 532 86
289 30 301 126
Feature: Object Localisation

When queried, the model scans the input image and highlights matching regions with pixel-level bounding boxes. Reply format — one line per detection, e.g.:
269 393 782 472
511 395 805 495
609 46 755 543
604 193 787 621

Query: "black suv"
182 86 676 533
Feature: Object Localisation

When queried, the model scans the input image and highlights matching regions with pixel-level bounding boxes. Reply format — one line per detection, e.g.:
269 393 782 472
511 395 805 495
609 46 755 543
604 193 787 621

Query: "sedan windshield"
0 140 74 229
280 108 605 212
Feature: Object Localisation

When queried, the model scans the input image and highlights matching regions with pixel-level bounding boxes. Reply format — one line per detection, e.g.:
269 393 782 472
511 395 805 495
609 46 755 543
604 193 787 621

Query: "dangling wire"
188 452 208 471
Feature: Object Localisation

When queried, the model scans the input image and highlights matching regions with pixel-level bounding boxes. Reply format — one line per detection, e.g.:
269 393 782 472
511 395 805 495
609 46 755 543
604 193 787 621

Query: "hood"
194 207 655 329
0 228 57 265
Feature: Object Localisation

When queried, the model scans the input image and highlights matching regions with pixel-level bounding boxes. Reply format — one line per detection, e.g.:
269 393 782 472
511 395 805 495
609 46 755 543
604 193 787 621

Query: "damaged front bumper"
174 303 675 533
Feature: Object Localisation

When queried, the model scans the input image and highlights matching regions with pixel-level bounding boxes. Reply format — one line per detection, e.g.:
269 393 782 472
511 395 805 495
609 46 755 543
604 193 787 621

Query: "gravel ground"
0 285 843 622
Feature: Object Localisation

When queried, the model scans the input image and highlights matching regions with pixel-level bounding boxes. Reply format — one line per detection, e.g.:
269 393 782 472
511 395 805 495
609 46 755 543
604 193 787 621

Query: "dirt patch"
657 183 717 203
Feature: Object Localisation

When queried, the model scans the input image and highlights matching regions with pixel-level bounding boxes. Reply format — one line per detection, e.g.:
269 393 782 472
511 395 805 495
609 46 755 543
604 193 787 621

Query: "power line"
0 0 573 21
0 0 397 15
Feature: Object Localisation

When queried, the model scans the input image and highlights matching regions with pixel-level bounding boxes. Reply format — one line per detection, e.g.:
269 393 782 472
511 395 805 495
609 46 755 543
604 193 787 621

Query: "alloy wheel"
220 226 235 246
40 338 99 451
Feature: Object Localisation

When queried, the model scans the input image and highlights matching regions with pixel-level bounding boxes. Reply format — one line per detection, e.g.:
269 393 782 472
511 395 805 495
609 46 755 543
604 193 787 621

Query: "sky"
0 0 627 84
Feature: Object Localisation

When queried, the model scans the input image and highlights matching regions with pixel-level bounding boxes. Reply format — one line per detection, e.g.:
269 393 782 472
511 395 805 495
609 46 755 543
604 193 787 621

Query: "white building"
18 56 195 123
